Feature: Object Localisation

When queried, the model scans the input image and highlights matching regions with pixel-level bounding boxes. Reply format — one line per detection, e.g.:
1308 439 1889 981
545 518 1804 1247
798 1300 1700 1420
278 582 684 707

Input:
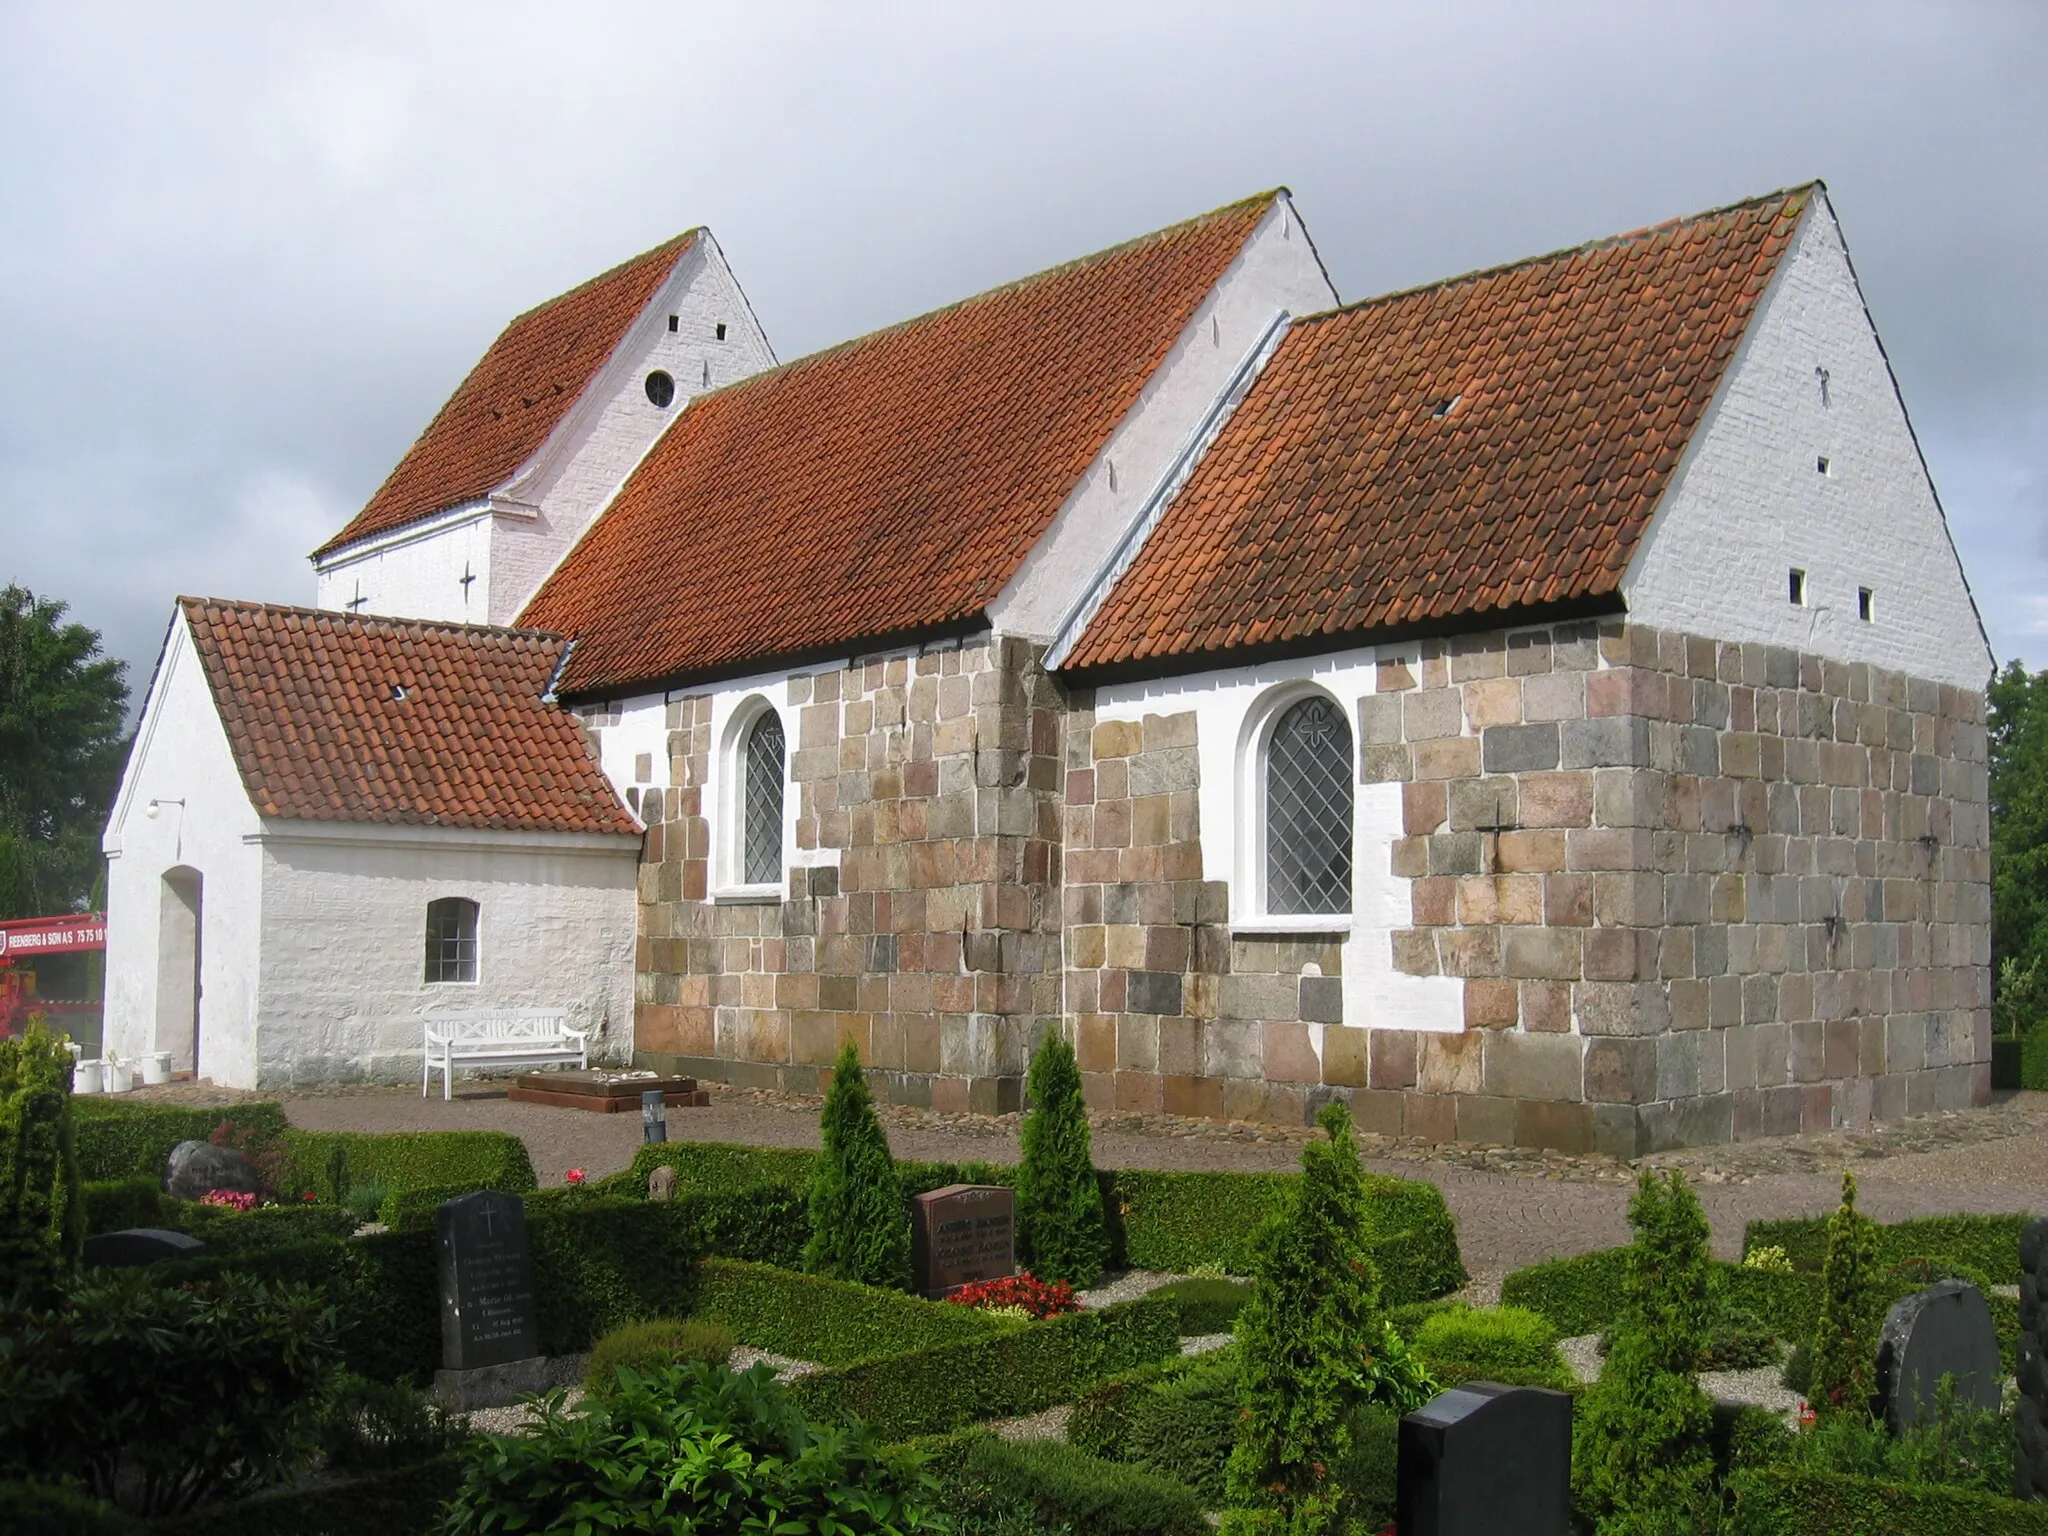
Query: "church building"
104 183 1994 1154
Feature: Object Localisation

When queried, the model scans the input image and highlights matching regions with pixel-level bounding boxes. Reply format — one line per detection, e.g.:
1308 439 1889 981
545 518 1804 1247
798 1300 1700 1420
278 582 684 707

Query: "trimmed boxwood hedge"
0 1480 141 1535
790 1294 1181 1441
71 1100 290 1180
285 1129 537 1202
692 1257 1014 1367
922 1430 1209 1536
1743 1213 2028 1285
150 1455 461 1535
1726 1466 2048 1534
80 1175 167 1235
630 1141 1466 1304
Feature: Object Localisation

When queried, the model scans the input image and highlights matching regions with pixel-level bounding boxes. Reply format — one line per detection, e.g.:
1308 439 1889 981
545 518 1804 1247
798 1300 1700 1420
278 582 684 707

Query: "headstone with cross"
432 1191 546 1407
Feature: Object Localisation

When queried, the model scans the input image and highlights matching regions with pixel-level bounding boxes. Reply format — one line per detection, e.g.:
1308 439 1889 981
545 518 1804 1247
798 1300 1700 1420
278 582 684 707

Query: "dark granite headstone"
162 1140 261 1202
642 1089 668 1143
83 1227 207 1268
911 1184 1015 1295
436 1191 541 1372
2018 1217 2047 1503
1398 1382 1572 1536
1876 1280 2002 1433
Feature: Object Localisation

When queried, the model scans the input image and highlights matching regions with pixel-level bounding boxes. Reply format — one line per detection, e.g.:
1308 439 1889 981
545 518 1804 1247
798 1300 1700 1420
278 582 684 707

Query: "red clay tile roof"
519 194 1280 696
1060 187 1813 676
314 232 698 558
179 598 639 835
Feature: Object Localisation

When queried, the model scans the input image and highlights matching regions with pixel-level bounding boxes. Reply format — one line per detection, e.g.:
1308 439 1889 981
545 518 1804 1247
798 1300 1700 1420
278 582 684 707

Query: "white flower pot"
142 1052 172 1086
74 1060 102 1094
103 1061 131 1093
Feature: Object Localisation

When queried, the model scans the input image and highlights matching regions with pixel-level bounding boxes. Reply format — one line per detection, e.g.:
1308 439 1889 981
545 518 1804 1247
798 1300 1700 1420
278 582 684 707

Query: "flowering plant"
199 1189 257 1212
565 1168 587 1186
945 1272 1081 1319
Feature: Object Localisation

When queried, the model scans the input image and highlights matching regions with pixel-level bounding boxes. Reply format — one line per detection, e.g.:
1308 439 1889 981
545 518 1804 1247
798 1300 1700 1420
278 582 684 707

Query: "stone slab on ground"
507 1070 708 1112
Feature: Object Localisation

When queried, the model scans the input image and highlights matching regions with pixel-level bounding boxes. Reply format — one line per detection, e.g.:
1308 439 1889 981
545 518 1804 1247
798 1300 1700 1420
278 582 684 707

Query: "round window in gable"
644 370 675 408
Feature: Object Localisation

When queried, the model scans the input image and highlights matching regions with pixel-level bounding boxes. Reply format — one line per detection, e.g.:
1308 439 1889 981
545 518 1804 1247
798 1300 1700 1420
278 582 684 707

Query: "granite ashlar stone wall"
1064 618 1990 1155
632 635 1065 1112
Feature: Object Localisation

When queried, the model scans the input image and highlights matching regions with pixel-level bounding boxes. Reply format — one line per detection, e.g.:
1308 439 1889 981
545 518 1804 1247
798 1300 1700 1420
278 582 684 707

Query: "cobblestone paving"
122 1079 2048 1284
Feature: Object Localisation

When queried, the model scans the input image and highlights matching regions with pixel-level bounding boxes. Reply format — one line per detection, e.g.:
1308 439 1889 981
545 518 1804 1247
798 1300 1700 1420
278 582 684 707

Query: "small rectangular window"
1816 456 1830 476
1789 569 1807 606
1858 587 1874 623
425 898 478 984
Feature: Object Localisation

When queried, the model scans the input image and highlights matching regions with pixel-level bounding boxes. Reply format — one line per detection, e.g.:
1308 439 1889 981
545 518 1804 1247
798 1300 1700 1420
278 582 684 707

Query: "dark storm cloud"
2 1 2042 690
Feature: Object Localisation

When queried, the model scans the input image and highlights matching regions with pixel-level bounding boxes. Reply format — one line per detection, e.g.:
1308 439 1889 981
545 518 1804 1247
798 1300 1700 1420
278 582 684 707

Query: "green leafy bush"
315 1372 471 1475
1411 1304 1575 1391
1226 1101 1421 1536
695 1257 1012 1366
805 1041 911 1289
1150 1275 1252 1334
1727 1465 2048 1535
442 1361 944 1536
1014 1032 1108 1286
0 1480 142 1535
1066 1355 1196 1460
1778 1376 2014 1495
175 1201 361 1255
792 1295 1179 1442
70 1099 290 1180
151 1456 462 1536
1571 1170 1718 1533
1809 1172 1881 1418
585 1317 735 1394
0 1024 81 1299
1125 1346 1241 1503
80 1174 166 1235
0 1268 340 1516
929 1432 1207 1536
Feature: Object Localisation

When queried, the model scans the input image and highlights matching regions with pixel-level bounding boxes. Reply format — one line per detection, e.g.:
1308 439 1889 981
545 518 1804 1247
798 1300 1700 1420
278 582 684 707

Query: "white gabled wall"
1623 192 1992 689
313 233 776 627
101 614 267 1087
252 825 640 1089
990 197 1339 642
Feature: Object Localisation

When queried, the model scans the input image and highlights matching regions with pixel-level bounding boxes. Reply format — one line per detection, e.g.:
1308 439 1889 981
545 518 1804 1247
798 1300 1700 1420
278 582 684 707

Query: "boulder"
163 1139 262 1202
647 1165 677 1203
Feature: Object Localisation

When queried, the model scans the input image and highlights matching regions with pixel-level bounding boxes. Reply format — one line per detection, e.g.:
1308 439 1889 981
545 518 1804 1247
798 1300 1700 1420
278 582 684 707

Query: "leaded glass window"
1265 696 1353 915
742 710 785 886
424 897 478 983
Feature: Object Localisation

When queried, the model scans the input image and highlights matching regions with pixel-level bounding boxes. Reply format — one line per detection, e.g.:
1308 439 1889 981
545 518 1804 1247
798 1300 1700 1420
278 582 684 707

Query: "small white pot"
102 1061 131 1093
73 1060 103 1095
142 1052 172 1086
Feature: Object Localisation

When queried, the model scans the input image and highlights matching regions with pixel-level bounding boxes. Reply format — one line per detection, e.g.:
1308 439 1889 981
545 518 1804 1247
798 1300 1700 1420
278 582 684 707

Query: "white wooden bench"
421 1008 589 1100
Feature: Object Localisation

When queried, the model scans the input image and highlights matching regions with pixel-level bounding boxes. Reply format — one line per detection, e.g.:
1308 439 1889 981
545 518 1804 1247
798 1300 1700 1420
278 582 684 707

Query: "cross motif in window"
345 581 367 613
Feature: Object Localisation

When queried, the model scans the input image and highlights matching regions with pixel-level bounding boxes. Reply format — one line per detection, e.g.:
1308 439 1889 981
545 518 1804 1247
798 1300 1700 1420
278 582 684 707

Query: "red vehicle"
0 914 106 1037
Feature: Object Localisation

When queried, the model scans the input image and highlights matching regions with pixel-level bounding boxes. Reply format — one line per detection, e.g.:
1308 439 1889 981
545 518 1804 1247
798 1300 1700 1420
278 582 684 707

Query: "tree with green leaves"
1991 660 2048 1035
0 1023 82 1303
802 1040 910 1290
0 585 129 922
1571 1169 1718 1533
1808 1170 1881 1419
1225 1101 1394 1536
1014 1031 1107 1287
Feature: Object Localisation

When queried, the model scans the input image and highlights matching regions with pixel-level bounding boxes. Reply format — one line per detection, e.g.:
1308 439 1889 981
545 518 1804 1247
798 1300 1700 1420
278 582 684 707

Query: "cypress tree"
1014 1031 1108 1286
1571 1169 1718 1532
1808 1170 1880 1418
801 1040 910 1289
1225 1101 1384 1536
0 1022 82 1302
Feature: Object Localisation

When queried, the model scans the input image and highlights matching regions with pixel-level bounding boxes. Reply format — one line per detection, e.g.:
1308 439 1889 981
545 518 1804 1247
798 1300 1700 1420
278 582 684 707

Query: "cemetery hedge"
81 1174 167 1233
286 1130 536 1202
630 1140 1465 1304
148 1455 460 1536
1743 1212 2029 1285
1726 1466 2048 1534
790 1293 1182 1440
920 1429 1210 1536
692 1256 1015 1366
71 1099 291 1180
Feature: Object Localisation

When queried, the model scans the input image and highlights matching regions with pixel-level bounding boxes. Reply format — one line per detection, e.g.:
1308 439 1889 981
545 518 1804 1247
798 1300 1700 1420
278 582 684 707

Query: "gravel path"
129 1080 2048 1290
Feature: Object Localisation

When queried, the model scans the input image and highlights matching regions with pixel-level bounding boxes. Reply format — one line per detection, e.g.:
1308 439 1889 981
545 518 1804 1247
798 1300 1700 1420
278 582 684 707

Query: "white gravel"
728 1345 821 1381
1701 1365 1804 1423
1180 1332 1233 1357
989 1404 1071 1442
1075 1269 1186 1308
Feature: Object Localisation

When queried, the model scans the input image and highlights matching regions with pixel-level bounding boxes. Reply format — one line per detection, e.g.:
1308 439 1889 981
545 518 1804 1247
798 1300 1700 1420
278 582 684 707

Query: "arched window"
424 897 479 983
1264 695 1353 916
741 709 786 886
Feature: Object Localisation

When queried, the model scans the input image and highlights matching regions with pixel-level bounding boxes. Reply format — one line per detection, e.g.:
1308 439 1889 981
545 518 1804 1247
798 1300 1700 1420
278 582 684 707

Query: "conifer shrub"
1571 1169 1719 1533
802 1041 911 1289
1014 1032 1108 1287
0 1024 81 1301
1224 1100 1420 1536
1809 1171 1881 1419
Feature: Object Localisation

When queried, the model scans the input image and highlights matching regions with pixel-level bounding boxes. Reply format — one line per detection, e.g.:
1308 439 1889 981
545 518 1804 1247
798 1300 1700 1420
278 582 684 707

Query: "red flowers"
945 1273 1081 1319
565 1168 587 1185
302 1191 317 1203
199 1190 256 1212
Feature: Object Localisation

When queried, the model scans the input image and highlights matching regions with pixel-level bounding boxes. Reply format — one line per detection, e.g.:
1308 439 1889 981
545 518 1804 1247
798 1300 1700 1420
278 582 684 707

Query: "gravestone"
648 1164 677 1203
1398 1382 1572 1536
2012 1218 2046 1502
83 1227 206 1268
1875 1279 2002 1433
433 1191 545 1409
911 1184 1015 1296
642 1089 668 1143
162 1140 261 1202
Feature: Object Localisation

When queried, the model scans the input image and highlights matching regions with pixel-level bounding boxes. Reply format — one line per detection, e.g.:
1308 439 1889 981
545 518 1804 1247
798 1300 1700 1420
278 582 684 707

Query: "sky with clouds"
3 2 2042 700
